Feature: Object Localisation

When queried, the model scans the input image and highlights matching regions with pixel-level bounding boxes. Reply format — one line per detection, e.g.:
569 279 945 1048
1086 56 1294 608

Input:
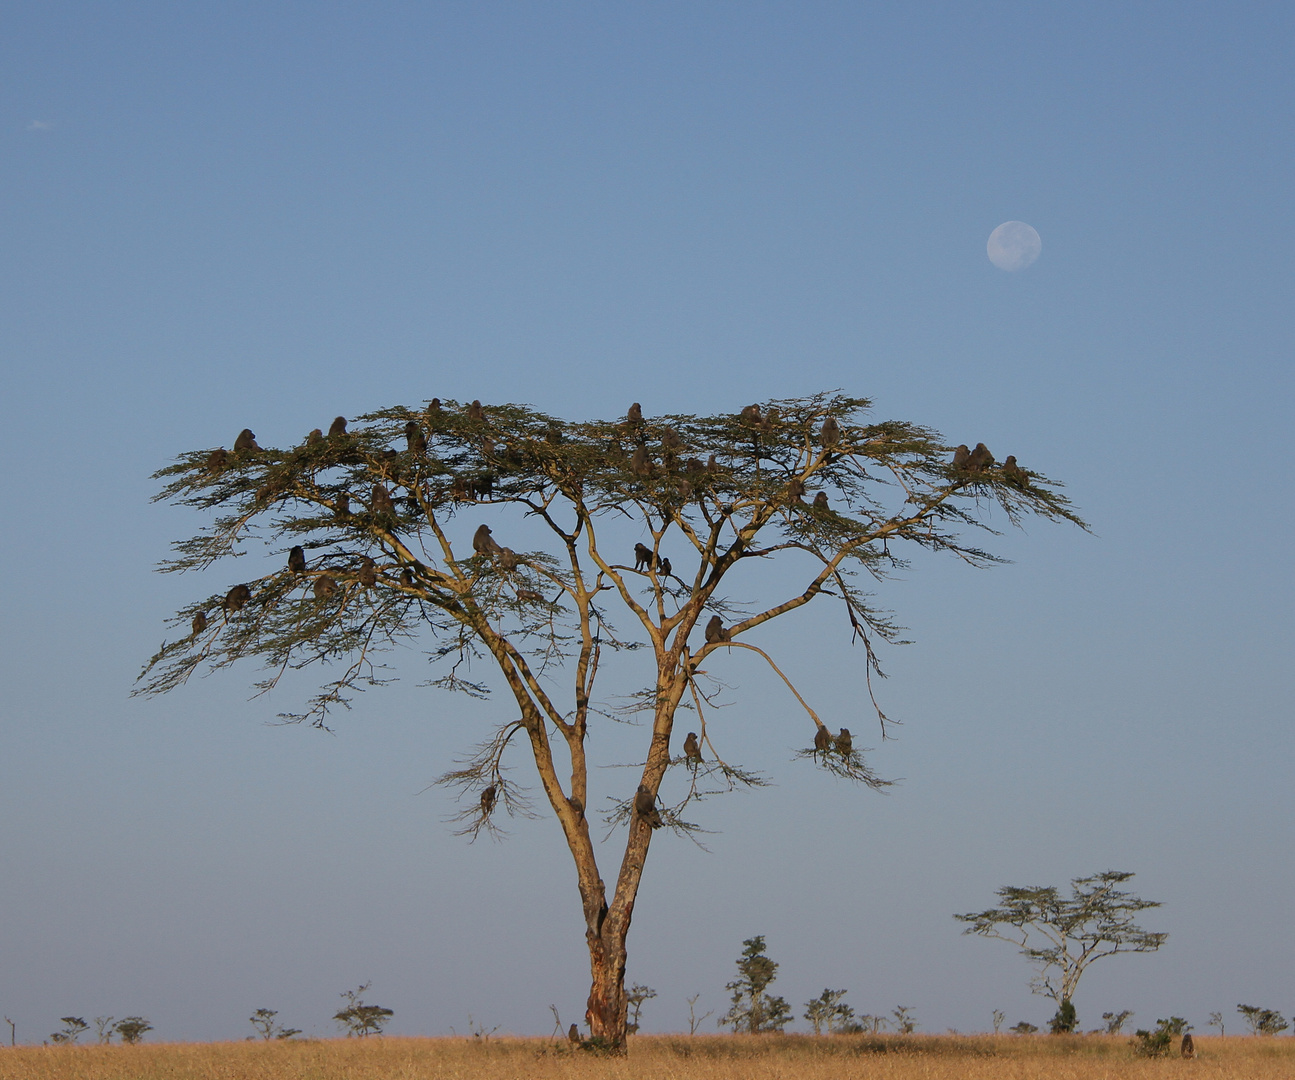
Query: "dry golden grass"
0 1034 1290 1080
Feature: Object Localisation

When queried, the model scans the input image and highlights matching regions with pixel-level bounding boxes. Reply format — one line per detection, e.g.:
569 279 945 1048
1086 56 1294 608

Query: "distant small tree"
625 984 656 1035
49 1017 89 1044
249 1008 301 1040
891 1005 917 1034
1237 1005 1288 1036
93 1017 115 1044
113 1017 153 1045
1010 1021 1039 1035
1102 1010 1134 1035
955 871 1166 1013
803 989 856 1035
719 936 791 1033
1208 1011 1224 1036
686 993 713 1036
857 1014 888 1033
991 1009 1005 1034
334 982 393 1037
1048 999 1078 1034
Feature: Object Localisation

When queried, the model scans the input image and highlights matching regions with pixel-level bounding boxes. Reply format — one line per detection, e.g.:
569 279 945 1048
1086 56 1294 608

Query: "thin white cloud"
27 119 53 131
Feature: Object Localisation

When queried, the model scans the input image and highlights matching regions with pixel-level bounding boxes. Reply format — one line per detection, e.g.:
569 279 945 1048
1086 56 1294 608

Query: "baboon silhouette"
631 446 651 477
704 615 730 644
683 732 701 763
288 546 306 574
626 402 643 425
634 785 663 829
634 543 654 572
951 444 970 469
191 611 208 636
205 448 228 472
966 442 994 471
358 557 377 587
787 478 806 501
405 421 427 455
1002 455 1026 486
481 785 497 815
313 575 338 599
328 416 347 437
234 429 259 452
813 491 829 511
740 404 761 426
467 400 485 422
568 1023 581 1044
814 726 832 755
371 484 396 516
224 584 251 612
835 728 853 756
820 416 840 449
306 428 324 445
1180 1034 1195 1059
474 524 503 556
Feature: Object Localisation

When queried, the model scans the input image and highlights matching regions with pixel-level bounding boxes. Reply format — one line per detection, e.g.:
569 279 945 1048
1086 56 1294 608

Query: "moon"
987 221 1042 272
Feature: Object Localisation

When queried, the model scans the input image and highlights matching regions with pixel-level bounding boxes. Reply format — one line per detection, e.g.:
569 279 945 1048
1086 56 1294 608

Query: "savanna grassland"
1 1034 1291 1080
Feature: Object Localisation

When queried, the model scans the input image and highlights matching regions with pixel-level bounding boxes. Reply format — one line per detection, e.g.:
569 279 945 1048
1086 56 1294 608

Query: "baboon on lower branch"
140 392 1085 1052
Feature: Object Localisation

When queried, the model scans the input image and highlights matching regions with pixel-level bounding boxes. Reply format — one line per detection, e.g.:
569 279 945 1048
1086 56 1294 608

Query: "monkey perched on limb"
205 448 228 473
704 615 731 644
786 478 806 502
813 491 829 511
739 403 762 426
820 415 841 449
405 420 427 455
371 484 396 516
835 728 853 757
951 444 970 469
328 416 347 437
966 442 994 472
658 556 672 579
358 556 377 587
634 543 654 572
626 402 643 425
473 524 503 556
498 547 519 571
191 611 208 636
306 428 324 445
313 575 338 599
683 732 701 764
467 400 485 422
631 445 652 478
335 493 350 518
234 429 260 453
288 545 306 574
1002 455 1027 486
634 785 663 829
224 584 251 612
480 784 497 815
813 726 832 757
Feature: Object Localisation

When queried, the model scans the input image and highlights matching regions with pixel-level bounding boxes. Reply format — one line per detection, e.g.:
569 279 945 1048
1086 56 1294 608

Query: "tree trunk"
585 929 629 1048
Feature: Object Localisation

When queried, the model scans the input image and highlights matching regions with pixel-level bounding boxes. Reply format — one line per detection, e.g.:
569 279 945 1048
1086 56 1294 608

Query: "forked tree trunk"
585 929 629 1046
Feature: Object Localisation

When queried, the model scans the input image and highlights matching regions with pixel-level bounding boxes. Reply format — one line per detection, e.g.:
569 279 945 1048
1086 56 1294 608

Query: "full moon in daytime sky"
987 220 1042 271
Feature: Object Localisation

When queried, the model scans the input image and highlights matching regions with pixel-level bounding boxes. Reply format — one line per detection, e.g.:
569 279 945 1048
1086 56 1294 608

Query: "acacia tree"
955 870 1167 1024
139 393 1082 1050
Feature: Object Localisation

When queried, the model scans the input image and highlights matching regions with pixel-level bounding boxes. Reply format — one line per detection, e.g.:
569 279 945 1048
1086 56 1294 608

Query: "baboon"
313 575 338 599
814 726 832 755
480 784 497 815
683 732 701 763
335 493 350 517
631 445 651 477
191 611 208 636
569 795 585 822
762 406 781 431
467 400 485 422
966 442 994 471
740 403 761 425
634 543 654 572
704 615 730 644
684 457 704 474
1002 455 1026 486
288 545 306 574
626 402 643 425
951 444 970 469
658 556 671 579
1180 1034 1195 1059
813 491 829 511
835 728 853 756
426 398 442 418
205 447 228 472
498 547 519 570
234 428 260 452
473 524 503 556
660 427 683 452
481 436 496 460
820 415 840 449
568 1023 581 1044
675 478 693 499
405 421 427 455
306 428 324 445
706 453 718 471
224 584 251 612
358 556 377 587
787 478 806 501
634 784 663 829
401 567 415 587
328 416 347 437
474 473 495 500
371 484 396 516
517 588 542 603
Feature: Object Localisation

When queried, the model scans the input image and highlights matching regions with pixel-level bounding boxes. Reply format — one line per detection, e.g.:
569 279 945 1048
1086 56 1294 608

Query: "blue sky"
1 2 1291 1042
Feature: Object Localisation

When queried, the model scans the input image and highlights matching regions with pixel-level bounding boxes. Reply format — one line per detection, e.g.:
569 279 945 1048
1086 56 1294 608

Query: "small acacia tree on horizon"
139 392 1083 1050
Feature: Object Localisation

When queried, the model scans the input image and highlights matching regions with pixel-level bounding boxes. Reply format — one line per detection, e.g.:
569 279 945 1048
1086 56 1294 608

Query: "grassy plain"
0 1034 1290 1080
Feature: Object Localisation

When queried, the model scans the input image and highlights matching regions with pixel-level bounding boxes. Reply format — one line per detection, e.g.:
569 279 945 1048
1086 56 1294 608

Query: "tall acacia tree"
139 393 1083 1049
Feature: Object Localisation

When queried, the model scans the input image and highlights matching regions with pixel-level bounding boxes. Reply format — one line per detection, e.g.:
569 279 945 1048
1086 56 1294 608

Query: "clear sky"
1 1 1291 1044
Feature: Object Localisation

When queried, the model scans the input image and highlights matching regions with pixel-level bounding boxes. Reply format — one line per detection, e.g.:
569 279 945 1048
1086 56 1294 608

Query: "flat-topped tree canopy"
139 391 1085 1050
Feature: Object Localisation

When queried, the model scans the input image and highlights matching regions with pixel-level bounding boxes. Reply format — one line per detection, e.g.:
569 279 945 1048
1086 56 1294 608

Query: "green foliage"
1010 1021 1039 1034
625 984 657 1035
334 982 394 1038
1132 1017 1191 1057
1048 999 1077 1034
720 936 791 1033
48 1017 88 1044
249 1008 301 1040
803 989 857 1035
113 1016 153 1044
1237 1004 1289 1035
891 1006 917 1034
955 871 1167 1006
1102 1010 1134 1035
